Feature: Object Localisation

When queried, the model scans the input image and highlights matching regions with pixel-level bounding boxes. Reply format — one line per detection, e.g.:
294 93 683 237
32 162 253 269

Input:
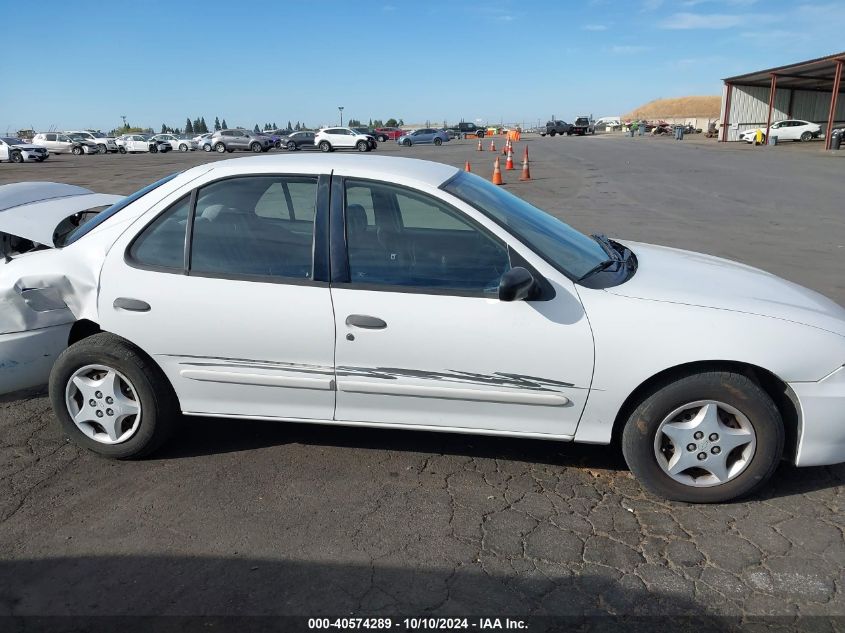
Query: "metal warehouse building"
720 52 844 148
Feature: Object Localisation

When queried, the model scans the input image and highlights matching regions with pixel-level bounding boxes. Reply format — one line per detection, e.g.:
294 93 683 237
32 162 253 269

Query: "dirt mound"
624 96 720 119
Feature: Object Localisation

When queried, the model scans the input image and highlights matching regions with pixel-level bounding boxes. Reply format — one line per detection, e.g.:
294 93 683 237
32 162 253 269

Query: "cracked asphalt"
1 136 843 624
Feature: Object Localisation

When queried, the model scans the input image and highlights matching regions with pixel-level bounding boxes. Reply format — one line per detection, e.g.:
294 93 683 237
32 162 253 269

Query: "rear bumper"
791 365 845 466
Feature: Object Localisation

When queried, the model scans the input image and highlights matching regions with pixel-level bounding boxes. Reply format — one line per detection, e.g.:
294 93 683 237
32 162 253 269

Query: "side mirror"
498 267 535 302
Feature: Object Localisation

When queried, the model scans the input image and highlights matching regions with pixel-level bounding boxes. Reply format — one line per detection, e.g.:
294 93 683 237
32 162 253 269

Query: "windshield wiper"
577 258 620 282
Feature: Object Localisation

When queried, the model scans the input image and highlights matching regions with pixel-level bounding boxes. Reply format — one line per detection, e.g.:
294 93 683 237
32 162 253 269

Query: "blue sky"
2 0 842 132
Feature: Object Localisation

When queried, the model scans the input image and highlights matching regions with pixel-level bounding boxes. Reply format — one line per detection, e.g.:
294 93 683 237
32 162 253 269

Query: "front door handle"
113 297 151 312
345 314 387 329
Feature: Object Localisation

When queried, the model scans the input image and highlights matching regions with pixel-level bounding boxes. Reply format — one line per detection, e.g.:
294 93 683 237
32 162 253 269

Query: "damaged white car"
1 156 845 503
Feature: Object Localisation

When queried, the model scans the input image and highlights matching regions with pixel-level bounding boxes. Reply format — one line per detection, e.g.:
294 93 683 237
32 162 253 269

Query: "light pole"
338 106 344 126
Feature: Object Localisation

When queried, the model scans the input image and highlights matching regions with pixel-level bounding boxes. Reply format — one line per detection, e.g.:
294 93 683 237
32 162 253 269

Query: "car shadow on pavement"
157 415 628 472
0 555 732 631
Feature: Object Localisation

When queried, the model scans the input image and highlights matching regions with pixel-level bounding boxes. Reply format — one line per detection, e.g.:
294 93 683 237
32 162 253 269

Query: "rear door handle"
345 314 387 329
113 297 151 312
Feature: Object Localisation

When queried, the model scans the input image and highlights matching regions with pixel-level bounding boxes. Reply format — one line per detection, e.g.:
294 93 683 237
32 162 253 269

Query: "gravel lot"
1 136 843 625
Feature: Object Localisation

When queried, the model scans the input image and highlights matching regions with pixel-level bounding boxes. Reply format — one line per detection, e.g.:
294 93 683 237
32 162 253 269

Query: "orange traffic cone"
490 139 496 152
519 152 531 181
477 138 483 151
523 145 529 161
492 156 504 185
505 147 514 170
464 161 471 172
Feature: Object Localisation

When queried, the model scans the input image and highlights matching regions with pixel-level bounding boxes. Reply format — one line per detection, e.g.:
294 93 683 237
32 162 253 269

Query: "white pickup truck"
64 130 118 154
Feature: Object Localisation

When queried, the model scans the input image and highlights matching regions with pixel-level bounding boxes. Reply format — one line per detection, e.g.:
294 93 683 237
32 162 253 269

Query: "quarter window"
344 180 509 292
190 176 317 279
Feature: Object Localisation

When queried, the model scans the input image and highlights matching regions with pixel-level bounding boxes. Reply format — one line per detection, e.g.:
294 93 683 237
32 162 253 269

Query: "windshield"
61 172 180 247
442 172 608 280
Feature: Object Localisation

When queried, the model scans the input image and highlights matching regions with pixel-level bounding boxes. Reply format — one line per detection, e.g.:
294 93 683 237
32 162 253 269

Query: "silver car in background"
210 129 272 153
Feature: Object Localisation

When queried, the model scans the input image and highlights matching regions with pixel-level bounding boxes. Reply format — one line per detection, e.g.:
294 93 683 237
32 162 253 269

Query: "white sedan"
0 155 843 503
740 119 821 143
149 134 197 152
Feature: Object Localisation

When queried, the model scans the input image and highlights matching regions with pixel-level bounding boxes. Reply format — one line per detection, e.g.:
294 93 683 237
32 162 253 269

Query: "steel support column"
764 73 778 142
721 83 733 142
824 60 843 150
787 89 795 119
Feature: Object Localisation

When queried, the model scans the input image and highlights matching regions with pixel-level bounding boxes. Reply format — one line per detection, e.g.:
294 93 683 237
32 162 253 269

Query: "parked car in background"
571 116 596 136
374 127 404 142
541 120 572 137
264 130 290 149
314 127 375 152
32 133 98 155
116 134 171 153
211 129 271 153
0 137 49 162
352 127 376 138
64 130 118 154
149 134 198 152
396 128 450 146
739 120 822 143
195 133 214 152
283 131 317 150
447 122 486 139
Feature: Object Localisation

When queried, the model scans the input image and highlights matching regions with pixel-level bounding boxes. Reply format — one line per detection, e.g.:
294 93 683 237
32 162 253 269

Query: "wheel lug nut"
106 408 114 416
709 433 719 441
711 446 721 455
686 443 696 452
694 431 704 440
89 399 97 407
106 397 114 404
697 452 707 461
95 410 104 418
95 391 103 398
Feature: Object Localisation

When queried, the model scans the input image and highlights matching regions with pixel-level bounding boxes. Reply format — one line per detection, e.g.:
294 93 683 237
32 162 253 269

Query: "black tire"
250 142 262 153
621 371 783 503
179 144 188 152
356 140 368 152
274 140 282 149
203 144 212 152
286 141 297 151
97 144 107 154
800 131 812 142
49 333 178 460
215 142 226 153
72 146 83 155
319 141 332 153
402 138 411 147
118 146 127 154
10 151 23 163
377 134 388 142
549 130 556 137
149 144 158 153
433 137 442 146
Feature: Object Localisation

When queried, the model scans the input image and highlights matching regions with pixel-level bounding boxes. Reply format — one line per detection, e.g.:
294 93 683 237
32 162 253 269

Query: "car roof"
185 154 459 188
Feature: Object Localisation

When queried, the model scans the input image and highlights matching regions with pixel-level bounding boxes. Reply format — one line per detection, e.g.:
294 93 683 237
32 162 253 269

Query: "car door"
56 134 74 153
329 176 595 437
98 172 336 420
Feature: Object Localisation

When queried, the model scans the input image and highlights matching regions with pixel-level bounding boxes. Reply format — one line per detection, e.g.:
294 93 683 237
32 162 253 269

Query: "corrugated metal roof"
723 52 845 91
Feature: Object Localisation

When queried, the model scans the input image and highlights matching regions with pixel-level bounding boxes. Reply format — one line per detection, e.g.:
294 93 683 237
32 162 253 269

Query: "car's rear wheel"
356 140 369 152
215 143 226 153
378 135 387 142
800 131 812 142
286 141 297 151
72 146 83 155
433 137 442 146
319 141 332 152
250 142 262 153
179 144 188 152
622 371 783 503
49 333 178 460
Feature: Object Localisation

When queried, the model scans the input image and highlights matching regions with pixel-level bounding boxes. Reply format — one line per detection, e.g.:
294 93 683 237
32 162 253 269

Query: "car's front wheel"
433 137 442 146
49 333 178 459
622 371 783 503
203 144 211 152
179 144 188 152
377 135 387 142
356 140 369 152
10 151 23 163
402 138 411 146
250 142 262 153
319 141 332 152
118 146 127 154
72 146 83 155
98 143 107 154
149 144 158 153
